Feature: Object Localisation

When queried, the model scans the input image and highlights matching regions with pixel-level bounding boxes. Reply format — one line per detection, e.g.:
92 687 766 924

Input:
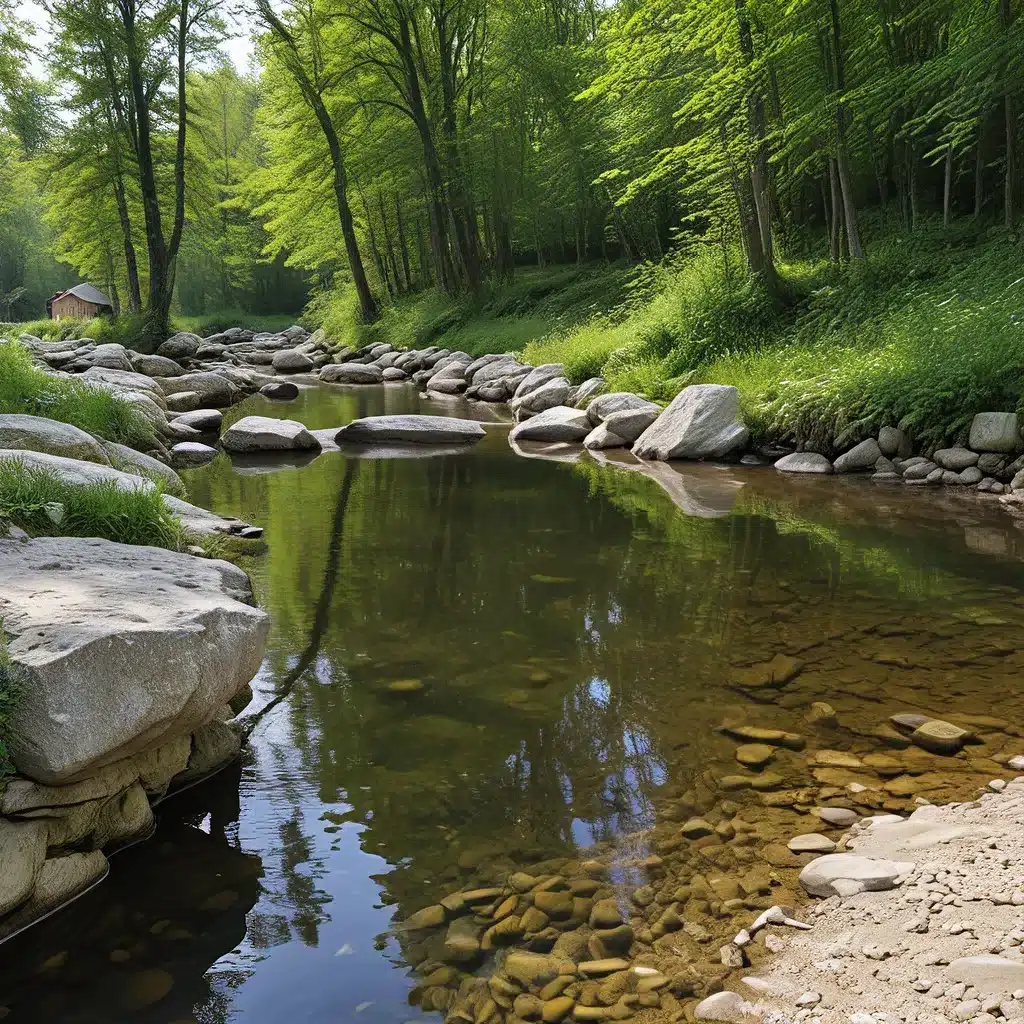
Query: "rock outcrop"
632 385 749 461
221 415 321 453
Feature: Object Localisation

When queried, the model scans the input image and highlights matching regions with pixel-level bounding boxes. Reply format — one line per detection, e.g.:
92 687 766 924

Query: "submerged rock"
335 415 486 445
0 535 269 783
632 384 749 461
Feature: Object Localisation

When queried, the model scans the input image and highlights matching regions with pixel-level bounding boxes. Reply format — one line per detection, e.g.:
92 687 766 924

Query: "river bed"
2 384 1024 1022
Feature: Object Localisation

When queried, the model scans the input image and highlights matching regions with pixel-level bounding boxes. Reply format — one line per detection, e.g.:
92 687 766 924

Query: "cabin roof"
56 283 112 307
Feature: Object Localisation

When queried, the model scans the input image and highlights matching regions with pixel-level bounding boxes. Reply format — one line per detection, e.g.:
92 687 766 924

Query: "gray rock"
100 441 185 497
174 409 223 433
946 956 1024 995
425 377 466 395
512 376 572 416
694 992 750 1022
903 460 938 480
158 333 202 359
0 535 269 783
0 414 109 465
471 357 528 385
131 354 184 378
970 412 1020 453
514 364 566 400
602 406 661 444
271 350 314 373
788 834 837 854
382 367 408 382
934 447 979 471
93 781 153 848
170 442 218 466
334 415 486 446
157 372 240 408
569 377 606 408
221 416 321 453
174 720 241 788
798 853 914 898
960 466 983 485
878 426 911 458
834 438 882 473
775 452 833 474
632 384 749 461
817 806 858 827
166 392 201 412
583 423 629 450
509 406 591 443
319 362 383 385
260 381 300 400
2 850 108 935
977 451 1009 476
164 420 203 442
0 820 47 915
83 343 133 371
587 392 659 427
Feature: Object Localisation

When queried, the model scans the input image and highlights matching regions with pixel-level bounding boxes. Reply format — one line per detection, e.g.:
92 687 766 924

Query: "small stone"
578 959 631 978
735 744 775 769
694 992 748 1022
788 834 837 854
720 943 745 968
681 818 714 839
796 993 821 1007
816 807 858 827
912 720 970 755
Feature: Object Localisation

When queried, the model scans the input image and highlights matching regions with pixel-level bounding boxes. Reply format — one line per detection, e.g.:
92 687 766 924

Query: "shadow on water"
5 384 1024 1021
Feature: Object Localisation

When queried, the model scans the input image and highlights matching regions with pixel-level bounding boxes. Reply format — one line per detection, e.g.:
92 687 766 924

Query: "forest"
1 0 1023 438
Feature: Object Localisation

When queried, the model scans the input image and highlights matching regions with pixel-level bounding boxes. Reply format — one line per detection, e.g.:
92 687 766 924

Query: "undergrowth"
0 461 184 549
0 343 157 451
0 624 24 780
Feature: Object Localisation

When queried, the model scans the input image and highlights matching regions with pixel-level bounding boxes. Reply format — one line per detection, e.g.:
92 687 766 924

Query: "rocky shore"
0 535 268 942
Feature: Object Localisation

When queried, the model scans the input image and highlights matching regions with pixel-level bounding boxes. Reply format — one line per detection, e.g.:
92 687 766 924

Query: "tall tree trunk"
829 0 863 258
395 196 412 292
112 173 141 314
943 144 954 227
828 157 843 261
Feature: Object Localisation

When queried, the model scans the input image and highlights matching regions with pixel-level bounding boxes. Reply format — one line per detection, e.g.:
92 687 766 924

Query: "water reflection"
4 385 1024 1021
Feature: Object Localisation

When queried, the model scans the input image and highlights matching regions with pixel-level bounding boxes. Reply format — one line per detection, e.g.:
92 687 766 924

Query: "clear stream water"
3 384 1024 1023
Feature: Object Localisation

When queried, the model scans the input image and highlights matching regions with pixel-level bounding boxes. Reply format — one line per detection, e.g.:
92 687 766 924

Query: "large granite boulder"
511 377 572 417
0 414 109 465
157 333 202 360
775 452 833 474
335 415 486 445
100 441 186 497
586 392 659 427
130 354 184 378
320 363 383 385
632 384 749 461
157 372 241 409
221 415 321 453
970 412 1020 453
0 536 269 784
514 364 566 400
81 343 133 372
833 437 882 473
271 350 314 373
508 406 591 443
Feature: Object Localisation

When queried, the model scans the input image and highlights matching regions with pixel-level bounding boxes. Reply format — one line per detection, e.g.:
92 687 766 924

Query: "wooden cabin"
48 284 114 320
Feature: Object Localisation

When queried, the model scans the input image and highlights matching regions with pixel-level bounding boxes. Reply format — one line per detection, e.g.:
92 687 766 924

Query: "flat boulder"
334 415 485 446
158 372 240 408
174 409 223 433
319 363 383 385
82 343 133 372
775 452 833 474
131 354 184 378
170 442 218 466
514 364 566 400
512 377 572 416
509 406 591 444
0 536 269 784
221 416 321 453
602 406 660 443
798 853 914 898
933 447 979 472
271 350 314 373
632 384 749 461
587 392 658 427
0 414 109 465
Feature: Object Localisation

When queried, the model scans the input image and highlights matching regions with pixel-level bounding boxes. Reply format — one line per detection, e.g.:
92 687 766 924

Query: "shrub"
0 624 24 780
0 461 184 549
0 343 157 451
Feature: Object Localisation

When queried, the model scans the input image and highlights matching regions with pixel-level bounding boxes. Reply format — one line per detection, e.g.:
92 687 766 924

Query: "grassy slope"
0 343 157 451
315 222 1024 454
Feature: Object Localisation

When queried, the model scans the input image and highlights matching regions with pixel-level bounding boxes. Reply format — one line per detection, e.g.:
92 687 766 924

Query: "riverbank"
5 324 1024 1021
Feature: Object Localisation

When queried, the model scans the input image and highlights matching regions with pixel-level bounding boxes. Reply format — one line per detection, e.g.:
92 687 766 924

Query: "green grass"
0 343 158 451
0 624 24 780
512 222 1024 452
0 460 184 549
307 263 635 356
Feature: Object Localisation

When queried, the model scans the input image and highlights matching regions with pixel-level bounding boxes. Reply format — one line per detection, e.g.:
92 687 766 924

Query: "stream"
2 384 1024 1022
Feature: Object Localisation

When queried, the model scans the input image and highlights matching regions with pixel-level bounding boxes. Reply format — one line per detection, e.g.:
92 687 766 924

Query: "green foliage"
0 341 157 450
0 460 184 549
0 622 23 780
173 311 301 336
